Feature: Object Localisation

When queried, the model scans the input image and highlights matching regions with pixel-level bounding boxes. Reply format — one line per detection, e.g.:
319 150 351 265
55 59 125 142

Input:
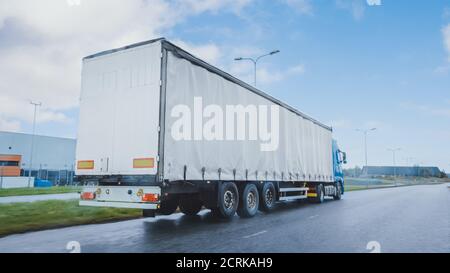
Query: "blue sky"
0 0 449 170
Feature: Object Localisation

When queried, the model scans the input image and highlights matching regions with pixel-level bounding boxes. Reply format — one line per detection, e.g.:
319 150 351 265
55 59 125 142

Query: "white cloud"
433 24 450 75
178 0 253 15
0 0 253 134
335 0 381 20
226 45 305 86
171 40 222 65
256 64 305 85
443 7 450 19
283 0 313 15
402 102 450 119
230 46 266 59
336 0 366 20
366 0 381 6
257 68 285 84
287 64 305 75
0 95 70 125
0 116 21 132
443 24 450 62
432 108 450 118
434 65 450 75
329 119 352 129
362 120 385 130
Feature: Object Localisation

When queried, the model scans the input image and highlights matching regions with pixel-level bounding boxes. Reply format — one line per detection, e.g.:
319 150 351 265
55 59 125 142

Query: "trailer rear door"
76 41 162 176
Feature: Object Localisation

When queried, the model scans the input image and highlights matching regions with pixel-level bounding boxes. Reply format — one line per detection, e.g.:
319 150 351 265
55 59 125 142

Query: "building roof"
0 131 75 141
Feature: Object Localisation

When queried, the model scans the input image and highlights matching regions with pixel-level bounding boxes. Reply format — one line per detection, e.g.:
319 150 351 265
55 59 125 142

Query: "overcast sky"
0 0 449 171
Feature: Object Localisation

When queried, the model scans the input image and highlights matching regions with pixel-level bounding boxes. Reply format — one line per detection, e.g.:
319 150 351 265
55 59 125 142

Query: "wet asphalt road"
0 184 449 253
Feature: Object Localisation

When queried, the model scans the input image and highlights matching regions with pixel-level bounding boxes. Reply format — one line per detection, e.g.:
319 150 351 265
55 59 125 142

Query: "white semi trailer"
76 38 347 219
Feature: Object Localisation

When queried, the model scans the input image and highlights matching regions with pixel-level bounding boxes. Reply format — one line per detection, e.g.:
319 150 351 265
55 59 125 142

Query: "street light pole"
28 101 41 187
387 148 401 185
234 50 280 87
404 157 415 166
356 128 376 167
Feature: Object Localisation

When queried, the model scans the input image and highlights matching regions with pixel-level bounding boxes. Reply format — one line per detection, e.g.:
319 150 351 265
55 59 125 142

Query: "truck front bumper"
79 200 158 209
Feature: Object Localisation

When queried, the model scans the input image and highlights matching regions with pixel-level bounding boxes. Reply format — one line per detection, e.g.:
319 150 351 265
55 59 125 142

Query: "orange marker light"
77 160 94 170
81 192 96 200
142 193 159 203
133 158 155 169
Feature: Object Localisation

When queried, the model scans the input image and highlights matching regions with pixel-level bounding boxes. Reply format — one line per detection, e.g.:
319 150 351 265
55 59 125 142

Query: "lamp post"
234 50 280 87
404 157 415 166
356 128 377 167
387 148 401 186
28 101 41 187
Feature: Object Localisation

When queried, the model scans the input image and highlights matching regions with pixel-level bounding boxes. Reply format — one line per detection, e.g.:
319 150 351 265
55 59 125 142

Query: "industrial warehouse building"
0 131 76 187
361 166 443 178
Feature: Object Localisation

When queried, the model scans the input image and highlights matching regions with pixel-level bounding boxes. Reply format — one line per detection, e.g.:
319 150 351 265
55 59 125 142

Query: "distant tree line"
343 166 363 177
343 166 448 178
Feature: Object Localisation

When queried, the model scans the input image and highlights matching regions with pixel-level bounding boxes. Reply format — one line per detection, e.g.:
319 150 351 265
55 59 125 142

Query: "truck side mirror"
342 152 347 164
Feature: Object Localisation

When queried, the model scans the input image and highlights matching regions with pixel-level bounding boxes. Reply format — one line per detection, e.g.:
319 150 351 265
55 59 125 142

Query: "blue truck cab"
332 139 347 194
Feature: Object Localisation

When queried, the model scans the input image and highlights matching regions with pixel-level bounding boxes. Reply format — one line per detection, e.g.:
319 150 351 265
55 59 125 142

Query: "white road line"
309 215 319 219
243 230 267 239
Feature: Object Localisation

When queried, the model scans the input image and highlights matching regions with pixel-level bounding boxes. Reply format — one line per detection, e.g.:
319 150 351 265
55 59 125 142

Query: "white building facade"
0 131 76 185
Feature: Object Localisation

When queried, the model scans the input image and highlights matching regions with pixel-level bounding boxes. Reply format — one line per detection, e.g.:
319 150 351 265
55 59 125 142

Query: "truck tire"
237 183 259 218
215 182 239 219
179 197 202 216
333 182 342 200
158 198 178 215
259 182 276 212
312 184 325 204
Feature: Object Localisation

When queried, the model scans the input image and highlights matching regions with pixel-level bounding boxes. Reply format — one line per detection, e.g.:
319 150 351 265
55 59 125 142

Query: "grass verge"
0 187 81 197
0 200 141 237
345 185 369 191
345 184 399 191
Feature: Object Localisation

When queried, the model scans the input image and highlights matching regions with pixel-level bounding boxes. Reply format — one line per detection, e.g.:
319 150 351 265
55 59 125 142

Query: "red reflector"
142 193 159 203
81 192 96 200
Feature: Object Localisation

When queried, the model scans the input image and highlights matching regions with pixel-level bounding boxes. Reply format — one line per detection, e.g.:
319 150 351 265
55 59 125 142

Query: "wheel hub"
224 190 235 210
247 191 257 209
265 188 274 205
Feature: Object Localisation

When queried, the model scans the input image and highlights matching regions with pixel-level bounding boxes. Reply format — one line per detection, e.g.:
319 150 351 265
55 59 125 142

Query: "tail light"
142 193 159 203
81 192 96 200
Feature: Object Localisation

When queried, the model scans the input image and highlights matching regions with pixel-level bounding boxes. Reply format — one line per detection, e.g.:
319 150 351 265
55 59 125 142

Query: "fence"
345 176 448 191
20 169 75 186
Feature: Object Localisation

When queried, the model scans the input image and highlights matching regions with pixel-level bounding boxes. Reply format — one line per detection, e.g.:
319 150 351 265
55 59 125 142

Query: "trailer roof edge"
83 37 166 60
81 37 332 131
161 40 332 131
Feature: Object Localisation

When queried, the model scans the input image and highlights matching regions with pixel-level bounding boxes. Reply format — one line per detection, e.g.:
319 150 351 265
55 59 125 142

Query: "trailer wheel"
215 182 239 219
158 198 178 215
179 197 202 216
333 182 342 200
237 184 259 218
312 184 325 204
259 182 276 212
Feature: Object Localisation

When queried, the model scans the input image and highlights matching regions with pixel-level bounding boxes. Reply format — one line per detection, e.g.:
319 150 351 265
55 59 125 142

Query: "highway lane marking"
309 215 319 219
243 230 267 239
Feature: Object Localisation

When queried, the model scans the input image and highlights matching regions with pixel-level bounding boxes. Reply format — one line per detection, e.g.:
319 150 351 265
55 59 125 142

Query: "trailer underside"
78 176 343 219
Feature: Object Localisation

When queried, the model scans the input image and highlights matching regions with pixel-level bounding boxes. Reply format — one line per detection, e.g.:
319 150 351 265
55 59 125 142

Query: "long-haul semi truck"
76 38 347 219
